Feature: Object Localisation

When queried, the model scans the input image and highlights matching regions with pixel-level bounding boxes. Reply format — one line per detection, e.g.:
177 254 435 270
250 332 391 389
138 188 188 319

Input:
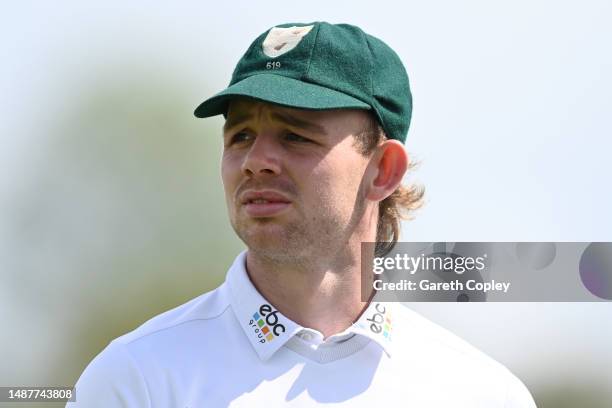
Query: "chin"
241 231 306 262
237 223 286 248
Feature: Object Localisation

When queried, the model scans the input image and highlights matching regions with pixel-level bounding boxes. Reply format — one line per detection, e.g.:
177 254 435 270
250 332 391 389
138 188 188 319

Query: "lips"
240 190 292 217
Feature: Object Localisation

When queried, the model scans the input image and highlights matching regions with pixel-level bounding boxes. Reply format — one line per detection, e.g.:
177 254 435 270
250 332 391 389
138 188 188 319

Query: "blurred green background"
1 2 611 407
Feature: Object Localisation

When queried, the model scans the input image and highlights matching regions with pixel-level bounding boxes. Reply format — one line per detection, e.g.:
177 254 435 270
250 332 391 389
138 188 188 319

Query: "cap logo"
262 25 313 58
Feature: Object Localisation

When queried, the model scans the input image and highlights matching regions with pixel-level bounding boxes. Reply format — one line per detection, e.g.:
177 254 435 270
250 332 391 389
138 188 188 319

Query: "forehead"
225 98 370 135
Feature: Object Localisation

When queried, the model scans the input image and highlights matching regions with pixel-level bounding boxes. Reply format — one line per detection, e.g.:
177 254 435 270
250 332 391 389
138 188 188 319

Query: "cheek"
221 153 241 195
331 151 367 187
310 154 367 206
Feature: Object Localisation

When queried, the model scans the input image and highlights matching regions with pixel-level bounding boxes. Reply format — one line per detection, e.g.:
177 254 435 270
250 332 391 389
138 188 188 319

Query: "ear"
366 140 409 202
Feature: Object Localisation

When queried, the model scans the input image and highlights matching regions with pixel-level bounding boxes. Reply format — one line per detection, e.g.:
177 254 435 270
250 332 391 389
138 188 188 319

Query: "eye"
228 131 252 145
284 132 311 143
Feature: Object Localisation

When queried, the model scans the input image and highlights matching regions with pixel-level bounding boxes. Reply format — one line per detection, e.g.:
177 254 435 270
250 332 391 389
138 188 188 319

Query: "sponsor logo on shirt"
366 303 392 340
249 304 286 344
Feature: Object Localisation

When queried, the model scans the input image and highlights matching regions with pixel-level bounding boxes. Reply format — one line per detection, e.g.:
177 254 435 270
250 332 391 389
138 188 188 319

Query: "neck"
245 215 377 338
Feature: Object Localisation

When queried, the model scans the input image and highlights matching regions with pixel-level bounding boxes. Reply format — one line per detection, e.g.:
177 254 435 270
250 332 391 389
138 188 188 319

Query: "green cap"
194 22 413 143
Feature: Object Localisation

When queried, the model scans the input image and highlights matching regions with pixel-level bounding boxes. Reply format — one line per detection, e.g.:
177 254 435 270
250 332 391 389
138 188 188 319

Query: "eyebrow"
223 110 328 135
223 112 252 133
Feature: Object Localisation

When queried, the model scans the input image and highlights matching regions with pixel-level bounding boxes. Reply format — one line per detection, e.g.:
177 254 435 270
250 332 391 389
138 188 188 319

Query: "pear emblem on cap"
262 25 314 58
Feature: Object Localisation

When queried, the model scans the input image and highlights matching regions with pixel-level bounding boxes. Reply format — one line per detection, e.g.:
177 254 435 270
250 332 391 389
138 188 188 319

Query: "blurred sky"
1 1 611 406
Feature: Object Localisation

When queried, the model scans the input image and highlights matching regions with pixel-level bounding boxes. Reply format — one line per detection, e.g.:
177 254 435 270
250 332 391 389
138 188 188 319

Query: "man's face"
221 99 375 262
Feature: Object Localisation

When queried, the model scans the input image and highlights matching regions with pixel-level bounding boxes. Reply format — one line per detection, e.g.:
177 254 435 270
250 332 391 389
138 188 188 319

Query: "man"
69 22 536 407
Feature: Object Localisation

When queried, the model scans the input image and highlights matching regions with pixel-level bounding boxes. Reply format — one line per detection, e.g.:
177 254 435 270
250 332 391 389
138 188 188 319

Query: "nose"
241 133 282 177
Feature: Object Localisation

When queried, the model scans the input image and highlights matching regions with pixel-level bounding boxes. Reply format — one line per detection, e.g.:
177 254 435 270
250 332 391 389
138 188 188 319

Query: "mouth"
240 191 292 217
245 198 288 204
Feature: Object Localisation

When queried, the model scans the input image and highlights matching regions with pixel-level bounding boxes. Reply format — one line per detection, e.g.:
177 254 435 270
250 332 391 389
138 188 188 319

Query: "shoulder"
393 304 511 369
113 283 230 347
392 304 536 407
67 340 150 407
393 304 500 363
68 284 230 407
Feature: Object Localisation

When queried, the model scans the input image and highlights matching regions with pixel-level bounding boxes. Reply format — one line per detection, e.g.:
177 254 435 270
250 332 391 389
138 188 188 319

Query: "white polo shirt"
68 251 536 407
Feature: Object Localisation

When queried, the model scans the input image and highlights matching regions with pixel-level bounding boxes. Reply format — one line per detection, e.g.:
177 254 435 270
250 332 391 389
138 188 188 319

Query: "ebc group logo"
249 304 286 344
366 303 392 340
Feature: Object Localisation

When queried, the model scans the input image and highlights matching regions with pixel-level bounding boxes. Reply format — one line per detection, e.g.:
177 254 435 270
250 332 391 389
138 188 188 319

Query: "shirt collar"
226 251 395 361
349 294 395 357
226 251 301 361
